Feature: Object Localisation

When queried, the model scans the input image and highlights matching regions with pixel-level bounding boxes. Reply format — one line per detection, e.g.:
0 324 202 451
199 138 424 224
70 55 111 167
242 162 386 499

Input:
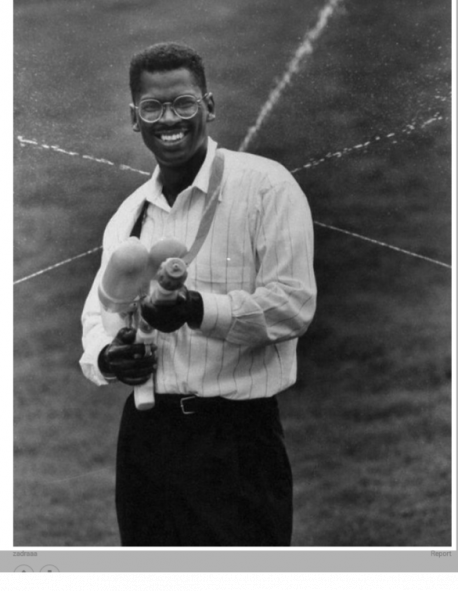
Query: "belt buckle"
180 395 196 415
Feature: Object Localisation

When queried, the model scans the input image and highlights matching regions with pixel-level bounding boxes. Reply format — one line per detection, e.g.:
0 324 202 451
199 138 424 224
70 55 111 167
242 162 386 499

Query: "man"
80 42 317 546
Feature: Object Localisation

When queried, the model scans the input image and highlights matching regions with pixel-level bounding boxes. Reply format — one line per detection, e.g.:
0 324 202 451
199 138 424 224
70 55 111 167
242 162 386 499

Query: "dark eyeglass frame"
133 93 210 123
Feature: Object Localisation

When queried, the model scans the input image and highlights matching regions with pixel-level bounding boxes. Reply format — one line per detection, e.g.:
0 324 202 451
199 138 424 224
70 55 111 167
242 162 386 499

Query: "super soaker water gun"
98 236 188 410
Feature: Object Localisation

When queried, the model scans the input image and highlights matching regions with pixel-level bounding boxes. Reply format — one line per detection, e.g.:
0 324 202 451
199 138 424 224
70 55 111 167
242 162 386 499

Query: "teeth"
160 132 185 142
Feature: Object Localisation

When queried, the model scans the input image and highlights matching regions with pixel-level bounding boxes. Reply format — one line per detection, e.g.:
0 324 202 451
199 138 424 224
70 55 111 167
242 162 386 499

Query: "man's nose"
160 103 180 122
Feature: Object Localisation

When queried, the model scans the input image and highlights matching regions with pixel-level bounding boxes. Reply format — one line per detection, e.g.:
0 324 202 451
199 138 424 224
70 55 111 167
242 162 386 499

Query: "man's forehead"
137 68 200 95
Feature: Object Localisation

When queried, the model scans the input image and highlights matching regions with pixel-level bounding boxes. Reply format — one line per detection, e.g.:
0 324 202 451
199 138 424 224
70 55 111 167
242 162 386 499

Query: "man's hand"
140 287 204 333
98 327 157 386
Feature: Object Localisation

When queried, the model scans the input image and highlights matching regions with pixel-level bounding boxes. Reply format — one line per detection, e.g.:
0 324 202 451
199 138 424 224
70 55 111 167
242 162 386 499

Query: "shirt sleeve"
79 214 126 386
199 179 317 346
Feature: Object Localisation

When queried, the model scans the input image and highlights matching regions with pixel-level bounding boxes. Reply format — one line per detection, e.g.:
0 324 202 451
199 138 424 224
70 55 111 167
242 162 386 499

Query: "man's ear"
130 103 140 132
206 93 216 122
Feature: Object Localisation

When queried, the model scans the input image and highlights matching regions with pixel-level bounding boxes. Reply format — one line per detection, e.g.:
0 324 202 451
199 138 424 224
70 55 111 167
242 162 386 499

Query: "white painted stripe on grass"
289 111 447 173
17 135 151 177
238 0 344 152
315 221 452 269
13 246 103 285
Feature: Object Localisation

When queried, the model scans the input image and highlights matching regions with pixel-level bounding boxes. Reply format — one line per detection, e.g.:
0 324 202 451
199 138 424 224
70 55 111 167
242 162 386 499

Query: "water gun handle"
133 317 155 410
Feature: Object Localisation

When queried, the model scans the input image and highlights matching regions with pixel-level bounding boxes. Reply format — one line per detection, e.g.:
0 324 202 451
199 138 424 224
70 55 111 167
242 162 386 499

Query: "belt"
153 393 277 416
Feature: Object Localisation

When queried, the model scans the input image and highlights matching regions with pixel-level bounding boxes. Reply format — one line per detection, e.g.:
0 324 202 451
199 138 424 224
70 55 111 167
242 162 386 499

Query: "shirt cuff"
199 292 233 339
79 332 114 386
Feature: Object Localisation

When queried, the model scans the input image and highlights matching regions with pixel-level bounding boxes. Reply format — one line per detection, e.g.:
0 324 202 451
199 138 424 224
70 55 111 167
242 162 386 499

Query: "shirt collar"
147 137 218 210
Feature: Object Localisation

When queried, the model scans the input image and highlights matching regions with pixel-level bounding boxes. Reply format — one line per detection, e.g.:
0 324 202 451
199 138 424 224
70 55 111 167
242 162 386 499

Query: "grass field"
14 0 452 546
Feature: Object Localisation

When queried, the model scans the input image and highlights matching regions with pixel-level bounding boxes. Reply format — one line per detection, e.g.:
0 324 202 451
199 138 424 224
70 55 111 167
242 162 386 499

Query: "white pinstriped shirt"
80 137 317 399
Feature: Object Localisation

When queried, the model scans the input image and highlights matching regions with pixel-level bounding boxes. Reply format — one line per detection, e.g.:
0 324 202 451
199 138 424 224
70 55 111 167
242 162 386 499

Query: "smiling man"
80 42 317 546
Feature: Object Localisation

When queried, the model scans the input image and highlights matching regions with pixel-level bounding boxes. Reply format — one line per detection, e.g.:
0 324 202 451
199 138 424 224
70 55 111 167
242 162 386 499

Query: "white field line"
16 136 151 177
315 222 452 269
13 246 103 285
289 111 447 173
238 0 344 152
14 107 451 286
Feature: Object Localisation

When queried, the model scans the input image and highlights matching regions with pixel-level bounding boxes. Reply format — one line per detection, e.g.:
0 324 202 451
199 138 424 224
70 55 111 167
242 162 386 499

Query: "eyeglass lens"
139 95 200 122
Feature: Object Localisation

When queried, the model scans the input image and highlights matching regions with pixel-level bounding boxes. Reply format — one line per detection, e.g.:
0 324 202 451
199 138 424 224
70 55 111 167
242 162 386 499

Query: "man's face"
130 68 215 169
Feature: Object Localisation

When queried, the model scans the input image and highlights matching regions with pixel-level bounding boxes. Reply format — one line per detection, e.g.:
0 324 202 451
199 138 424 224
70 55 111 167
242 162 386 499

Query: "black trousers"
115 393 293 546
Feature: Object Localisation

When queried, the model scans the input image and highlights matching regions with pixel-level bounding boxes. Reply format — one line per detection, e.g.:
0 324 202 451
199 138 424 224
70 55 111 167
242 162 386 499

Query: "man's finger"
115 327 137 344
120 376 152 386
117 366 154 378
109 357 156 371
107 343 152 361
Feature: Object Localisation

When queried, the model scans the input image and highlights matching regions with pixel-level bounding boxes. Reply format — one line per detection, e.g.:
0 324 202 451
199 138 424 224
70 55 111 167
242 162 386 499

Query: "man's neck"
159 147 207 207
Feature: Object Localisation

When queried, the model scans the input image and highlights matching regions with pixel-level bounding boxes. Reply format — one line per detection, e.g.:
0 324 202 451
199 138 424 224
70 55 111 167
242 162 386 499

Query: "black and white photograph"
14 0 452 548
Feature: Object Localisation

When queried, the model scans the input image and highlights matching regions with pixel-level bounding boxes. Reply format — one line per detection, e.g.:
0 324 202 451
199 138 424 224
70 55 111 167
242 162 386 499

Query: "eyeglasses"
134 93 210 123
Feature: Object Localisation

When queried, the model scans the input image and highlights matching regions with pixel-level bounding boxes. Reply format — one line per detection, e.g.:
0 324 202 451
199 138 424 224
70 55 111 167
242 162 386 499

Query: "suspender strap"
129 149 225 263
182 149 224 265
130 200 149 239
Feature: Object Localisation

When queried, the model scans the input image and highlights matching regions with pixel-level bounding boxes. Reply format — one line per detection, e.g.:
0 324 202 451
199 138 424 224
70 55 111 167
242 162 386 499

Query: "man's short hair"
129 42 207 99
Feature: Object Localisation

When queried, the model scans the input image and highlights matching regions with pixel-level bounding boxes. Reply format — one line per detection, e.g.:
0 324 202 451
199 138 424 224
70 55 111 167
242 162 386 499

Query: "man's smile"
154 128 189 146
